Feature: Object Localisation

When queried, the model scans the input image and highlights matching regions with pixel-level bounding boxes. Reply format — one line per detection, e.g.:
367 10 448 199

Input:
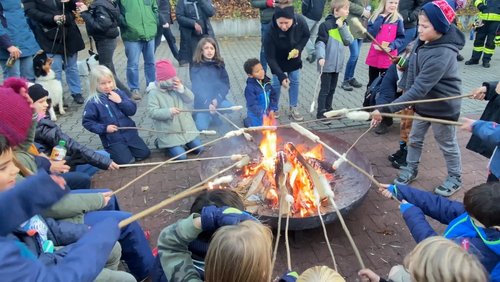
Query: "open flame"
243 114 328 217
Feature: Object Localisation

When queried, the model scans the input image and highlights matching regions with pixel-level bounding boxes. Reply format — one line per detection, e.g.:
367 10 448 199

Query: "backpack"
363 73 385 108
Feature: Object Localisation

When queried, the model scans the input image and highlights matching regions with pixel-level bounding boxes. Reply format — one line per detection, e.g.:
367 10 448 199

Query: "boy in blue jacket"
242 58 278 127
379 182 500 281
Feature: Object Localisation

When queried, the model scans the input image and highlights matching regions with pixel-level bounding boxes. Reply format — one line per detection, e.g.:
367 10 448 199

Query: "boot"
391 145 407 169
388 141 406 162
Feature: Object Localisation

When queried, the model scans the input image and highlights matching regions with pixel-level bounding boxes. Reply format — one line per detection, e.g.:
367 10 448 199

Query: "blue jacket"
375 64 399 105
244 76 277 127
392 184 500 280
190 61 230 109
472 120 500 178
0 0 40 60
82 89 141 148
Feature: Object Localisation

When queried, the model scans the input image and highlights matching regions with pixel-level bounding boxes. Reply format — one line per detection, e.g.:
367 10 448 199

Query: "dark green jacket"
251 0 274 24
118 0 158 41
346 0 370 39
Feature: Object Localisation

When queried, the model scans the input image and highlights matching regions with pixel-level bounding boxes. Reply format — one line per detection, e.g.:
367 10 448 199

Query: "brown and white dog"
33 50 64 121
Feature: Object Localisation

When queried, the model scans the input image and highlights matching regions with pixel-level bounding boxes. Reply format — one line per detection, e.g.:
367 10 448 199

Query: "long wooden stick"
117 127 214 135
351 17 395 60
345 126 373 155
309 65 324 113
117 155 239 168
215 110 240 130
378 112 463 126
179 106 243 113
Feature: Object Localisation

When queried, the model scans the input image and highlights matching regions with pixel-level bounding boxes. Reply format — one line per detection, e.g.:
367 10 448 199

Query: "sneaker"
375 123 389 135
340 81 353 91
349 78 363 88
289 106 304 121
388 142 406 163
434 176 462 197
72 94 84 104
465 59 479 65
320 119 332 125
131 89 142 100
393 166 418 185
483 61 491 68
457 53 464 61
391 147 407 169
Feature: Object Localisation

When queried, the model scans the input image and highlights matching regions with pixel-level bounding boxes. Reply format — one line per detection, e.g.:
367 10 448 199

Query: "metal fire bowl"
199 127 372 230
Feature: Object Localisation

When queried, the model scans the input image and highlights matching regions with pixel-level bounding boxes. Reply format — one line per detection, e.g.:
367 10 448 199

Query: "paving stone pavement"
60 35 497 280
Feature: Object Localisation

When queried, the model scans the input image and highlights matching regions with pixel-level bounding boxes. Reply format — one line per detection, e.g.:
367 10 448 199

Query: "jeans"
48 52 82 95
155 26 179 60
317 72 339 118
343 38 363 82
260 22 271 72
75 150 110 177
406 118 461 178
0 56 35 81
106 136 151 164
164 138 204 160
195 100 233 130
95 38 132 97
398 27 416 54
123 40 156 91
271 69 300 108
304 16 320 57
61 171 91 189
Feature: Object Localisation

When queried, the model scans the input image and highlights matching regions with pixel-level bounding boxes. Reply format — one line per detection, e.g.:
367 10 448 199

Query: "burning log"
275 151 291 216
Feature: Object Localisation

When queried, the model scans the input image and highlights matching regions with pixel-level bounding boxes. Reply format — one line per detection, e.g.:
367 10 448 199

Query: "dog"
33 50 65 121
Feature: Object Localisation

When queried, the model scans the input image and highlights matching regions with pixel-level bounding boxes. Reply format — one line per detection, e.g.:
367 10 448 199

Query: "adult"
341 0 371 91
117 0 157 100
264 5 310 121
465 0 500 68
0 0 39 82
176 0 215 65
77 0 132 98
155 0 180 63
23 0 86 104
398 0 424 53
301 0 327 63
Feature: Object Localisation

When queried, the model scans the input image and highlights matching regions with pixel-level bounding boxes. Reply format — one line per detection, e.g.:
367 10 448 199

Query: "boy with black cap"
372 0 465 197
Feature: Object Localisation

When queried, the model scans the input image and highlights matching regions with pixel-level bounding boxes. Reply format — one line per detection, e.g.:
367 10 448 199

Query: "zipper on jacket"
105 104 114 119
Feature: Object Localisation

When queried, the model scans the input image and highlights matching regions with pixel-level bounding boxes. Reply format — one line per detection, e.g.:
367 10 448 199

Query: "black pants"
471 20 500 63
106 135 151 164
368 66 387 87
155 25 179 60
95 38 132 97
316 72 339 118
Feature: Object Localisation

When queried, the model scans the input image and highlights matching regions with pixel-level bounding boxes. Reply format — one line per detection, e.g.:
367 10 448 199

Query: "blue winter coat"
190 60 230 109
82 89 141 148
391 184 500 280
0 0 40 60
244 76 277 127
472 120 500 178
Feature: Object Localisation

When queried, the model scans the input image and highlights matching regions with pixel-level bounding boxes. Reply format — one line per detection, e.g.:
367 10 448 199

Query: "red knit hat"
156 60 177 81
0 87 32 147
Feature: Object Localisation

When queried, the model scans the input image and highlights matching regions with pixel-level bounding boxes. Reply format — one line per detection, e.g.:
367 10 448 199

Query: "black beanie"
28 84 49 103
274 6 295 19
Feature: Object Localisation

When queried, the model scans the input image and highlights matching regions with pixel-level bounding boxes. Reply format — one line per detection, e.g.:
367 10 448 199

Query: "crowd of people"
0 0 499 281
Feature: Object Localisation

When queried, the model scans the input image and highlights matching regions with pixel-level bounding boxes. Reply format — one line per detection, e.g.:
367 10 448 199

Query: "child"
365 0 405 86
82 65 151 164
379 182 500 280
28 84 119 177
464 81 500 182
315 0 353 123
148 59 203 159
358 236 488 282
190 37 233 131
242 58 278 127
157 206 270 282
372 0 465 196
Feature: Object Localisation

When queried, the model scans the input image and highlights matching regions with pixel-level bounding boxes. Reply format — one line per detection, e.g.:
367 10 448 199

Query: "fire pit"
199 126 372 230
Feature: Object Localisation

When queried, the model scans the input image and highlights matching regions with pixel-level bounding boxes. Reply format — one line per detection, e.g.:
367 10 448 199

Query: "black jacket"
35 118 112 170
158 0 173 26
23 0 84 55
80 0 121 41
264 13 310 83
301 0 326 21
176 0 214 35
399 0 424 29
466 81 500 159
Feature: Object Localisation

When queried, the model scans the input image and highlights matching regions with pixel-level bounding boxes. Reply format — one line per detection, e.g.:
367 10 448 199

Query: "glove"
477 4 486 12
279 271 299 282
266 0 274 7
399 202 414 214
201 205 256 232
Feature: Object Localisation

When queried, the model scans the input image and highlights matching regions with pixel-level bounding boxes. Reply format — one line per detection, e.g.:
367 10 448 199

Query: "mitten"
201 205 256 232
399 202 414 214
279 271 299 282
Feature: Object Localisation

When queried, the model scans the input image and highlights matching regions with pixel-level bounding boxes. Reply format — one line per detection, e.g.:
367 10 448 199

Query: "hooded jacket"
189 60 230 109
35 117 112 170
382 25 465 121
470 120 500 178
346 0 370 39
315 14 353 73
244 76 278 126
466 81 500 159
80 0 121 41
117 0 158 41
264 13 310 83
398 0 425 29
250 0 274 24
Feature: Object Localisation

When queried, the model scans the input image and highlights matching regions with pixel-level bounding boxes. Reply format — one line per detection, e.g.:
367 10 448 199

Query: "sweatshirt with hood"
382 25 465 121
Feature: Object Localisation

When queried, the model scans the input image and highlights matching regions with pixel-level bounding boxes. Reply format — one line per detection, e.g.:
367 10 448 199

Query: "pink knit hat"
0 87 32 146
156 60 177 81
